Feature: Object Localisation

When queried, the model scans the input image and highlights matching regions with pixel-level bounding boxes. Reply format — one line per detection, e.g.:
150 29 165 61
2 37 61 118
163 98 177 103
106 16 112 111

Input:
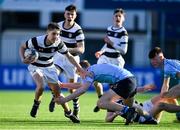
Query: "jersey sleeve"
82 75 94 84
57 40 68 54
75 29 85 42
25 38 35 49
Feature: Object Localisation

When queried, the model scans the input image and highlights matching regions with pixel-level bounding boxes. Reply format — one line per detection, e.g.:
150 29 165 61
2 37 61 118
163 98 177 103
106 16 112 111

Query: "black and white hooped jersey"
58 21 85 55
25 35 68 67
102 26 128 55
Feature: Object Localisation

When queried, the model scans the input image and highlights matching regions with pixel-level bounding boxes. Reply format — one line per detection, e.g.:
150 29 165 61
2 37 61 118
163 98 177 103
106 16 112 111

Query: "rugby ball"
24 49 39 63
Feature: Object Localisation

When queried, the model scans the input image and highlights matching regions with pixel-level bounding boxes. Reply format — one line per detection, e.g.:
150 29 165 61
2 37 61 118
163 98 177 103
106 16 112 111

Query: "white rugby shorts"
28 64 59 85
97 55 125 68
54 52 80 81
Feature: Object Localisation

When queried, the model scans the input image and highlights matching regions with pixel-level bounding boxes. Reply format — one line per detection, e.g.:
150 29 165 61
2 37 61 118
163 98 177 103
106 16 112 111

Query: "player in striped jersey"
19 22 86 123
50 5 85 119
93 8 128 112
148 47 180 121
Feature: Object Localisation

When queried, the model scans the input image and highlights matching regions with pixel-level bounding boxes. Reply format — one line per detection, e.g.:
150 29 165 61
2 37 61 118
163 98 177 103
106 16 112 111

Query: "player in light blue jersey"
55 62 157 125
148 47 180 120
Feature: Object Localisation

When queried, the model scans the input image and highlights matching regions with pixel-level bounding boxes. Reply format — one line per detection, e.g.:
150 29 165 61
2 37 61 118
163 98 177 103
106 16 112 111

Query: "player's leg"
105 111 118 122
30 73 45 118
49 65 63 112
93 81 103 112
150 98 180 121
97 89 137 125
48 83 80 123
162 84 180 98
68 78 80 118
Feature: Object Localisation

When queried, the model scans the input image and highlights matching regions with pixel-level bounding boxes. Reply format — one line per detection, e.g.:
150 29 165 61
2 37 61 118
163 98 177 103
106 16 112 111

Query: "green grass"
0 91 179 130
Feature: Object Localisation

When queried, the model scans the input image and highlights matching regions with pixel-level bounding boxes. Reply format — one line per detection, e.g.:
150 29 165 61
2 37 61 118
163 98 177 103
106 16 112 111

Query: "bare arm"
60 82 83 89
65 52 87 77
161 78 170 93
136 84 156 93
55 82 91 104
68 41 85 55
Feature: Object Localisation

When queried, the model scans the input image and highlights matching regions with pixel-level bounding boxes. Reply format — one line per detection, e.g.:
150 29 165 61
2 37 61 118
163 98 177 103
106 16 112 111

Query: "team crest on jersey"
39 48 43 51
69 33 72 38
51 48 55 52
114 33 118 37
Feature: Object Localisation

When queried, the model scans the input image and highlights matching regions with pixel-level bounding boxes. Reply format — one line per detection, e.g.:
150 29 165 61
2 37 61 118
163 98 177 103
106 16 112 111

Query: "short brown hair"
113 8 125 15
65 4 77 12
47 22 60 31
148 47 163 59
80 60 90 69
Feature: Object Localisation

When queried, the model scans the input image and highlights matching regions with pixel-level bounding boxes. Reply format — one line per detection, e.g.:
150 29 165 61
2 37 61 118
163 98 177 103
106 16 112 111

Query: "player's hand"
143 84 156 91
22 56 34 64
95 51 103 58
104 36 112 45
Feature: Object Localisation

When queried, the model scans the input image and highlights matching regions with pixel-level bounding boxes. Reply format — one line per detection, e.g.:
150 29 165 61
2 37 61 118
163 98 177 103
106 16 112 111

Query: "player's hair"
80 60 90 69
148 47 163 59
113 8 125 15
47 22 60 31
65 4 77 12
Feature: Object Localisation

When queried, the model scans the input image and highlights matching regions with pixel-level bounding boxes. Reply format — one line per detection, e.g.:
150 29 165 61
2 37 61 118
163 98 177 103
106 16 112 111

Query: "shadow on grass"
0 118 125 127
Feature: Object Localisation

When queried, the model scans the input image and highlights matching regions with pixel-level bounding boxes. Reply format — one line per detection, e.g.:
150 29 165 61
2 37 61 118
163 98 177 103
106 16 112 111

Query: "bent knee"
158 102 167 110
97 99 105 109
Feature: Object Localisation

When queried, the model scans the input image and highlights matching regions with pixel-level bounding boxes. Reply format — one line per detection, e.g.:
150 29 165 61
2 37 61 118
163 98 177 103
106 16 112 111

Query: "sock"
143 114 153 120
50 89 55 99
34 99 40 106
98 95 102 98
120 106 129 115
73 98 80 113
65 109 72 115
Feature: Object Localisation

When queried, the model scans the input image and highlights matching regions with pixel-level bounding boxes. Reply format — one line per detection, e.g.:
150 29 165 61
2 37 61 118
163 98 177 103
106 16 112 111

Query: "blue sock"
144 115 153 120
120 106 129 115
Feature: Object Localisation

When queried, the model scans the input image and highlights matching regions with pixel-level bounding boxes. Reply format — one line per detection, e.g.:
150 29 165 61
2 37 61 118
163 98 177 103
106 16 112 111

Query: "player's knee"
97 99 104 109
158 102 167 110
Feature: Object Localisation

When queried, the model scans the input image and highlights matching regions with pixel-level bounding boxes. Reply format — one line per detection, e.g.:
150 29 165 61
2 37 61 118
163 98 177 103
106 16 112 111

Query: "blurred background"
0 0 179 91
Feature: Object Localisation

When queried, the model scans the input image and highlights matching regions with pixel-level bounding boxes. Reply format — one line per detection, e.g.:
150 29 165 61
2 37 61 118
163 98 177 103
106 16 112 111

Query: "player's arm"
55 82 91 104
65 52 85 75
68 40 85 55
59 82 83 89
104 35 128 55
136 84 156 93
161 77 170 93
95 44 106 58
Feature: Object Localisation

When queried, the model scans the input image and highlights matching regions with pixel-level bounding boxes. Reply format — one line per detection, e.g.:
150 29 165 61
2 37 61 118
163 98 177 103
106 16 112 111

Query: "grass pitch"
0 91 179 130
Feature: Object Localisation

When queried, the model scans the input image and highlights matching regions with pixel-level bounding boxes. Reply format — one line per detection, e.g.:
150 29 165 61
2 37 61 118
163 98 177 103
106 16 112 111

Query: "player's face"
150 54 162 68
64 10 77 22
113 12 124 26
47 29 60 43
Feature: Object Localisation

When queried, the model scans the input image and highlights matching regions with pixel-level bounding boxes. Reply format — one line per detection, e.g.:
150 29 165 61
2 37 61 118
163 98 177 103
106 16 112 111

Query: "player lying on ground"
105 94 179 123
55 62 157 125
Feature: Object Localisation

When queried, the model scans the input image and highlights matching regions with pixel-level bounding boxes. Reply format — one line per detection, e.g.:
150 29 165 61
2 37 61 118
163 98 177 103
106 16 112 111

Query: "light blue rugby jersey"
83 63 134 84
163 59 180 80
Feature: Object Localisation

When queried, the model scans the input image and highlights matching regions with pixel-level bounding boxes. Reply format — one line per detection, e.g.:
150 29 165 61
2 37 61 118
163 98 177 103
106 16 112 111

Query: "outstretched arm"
136 84 156 93
55 82 91 104
59 82 83 89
